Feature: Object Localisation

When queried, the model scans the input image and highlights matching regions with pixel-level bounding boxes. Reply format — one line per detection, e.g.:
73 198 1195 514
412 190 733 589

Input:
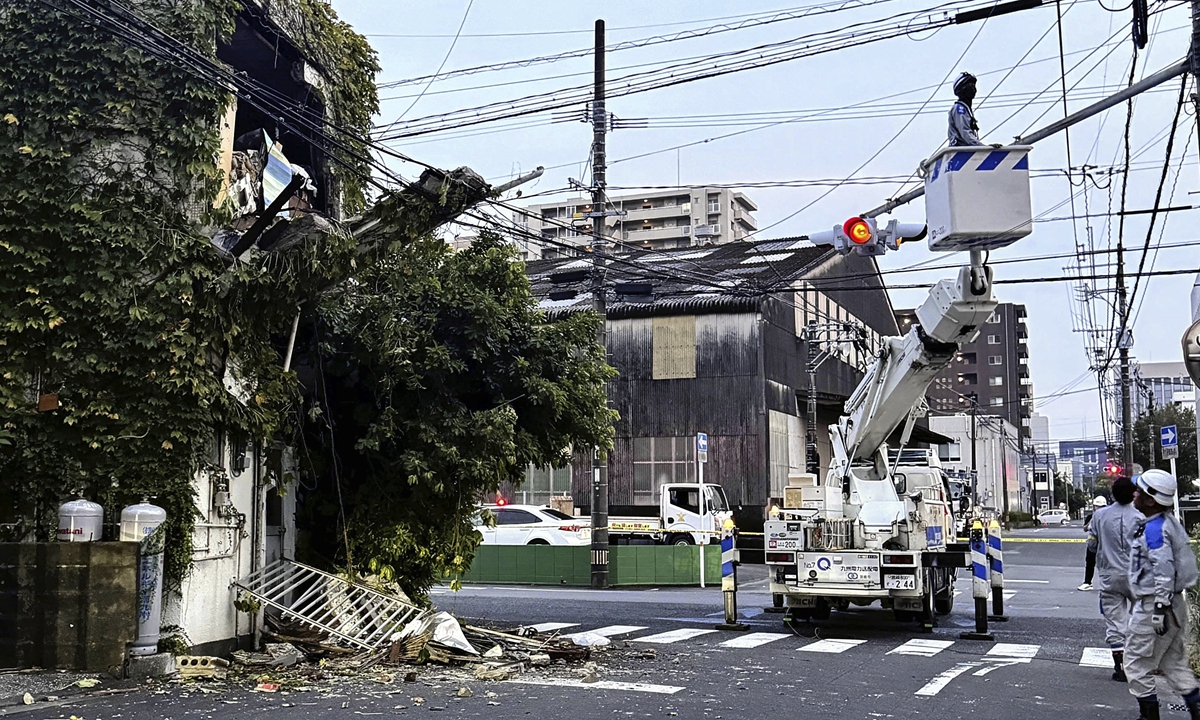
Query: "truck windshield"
705 486 729 512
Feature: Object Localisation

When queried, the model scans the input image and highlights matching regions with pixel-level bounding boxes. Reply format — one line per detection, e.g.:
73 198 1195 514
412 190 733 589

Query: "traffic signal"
808 217 927 256
810 216 880 256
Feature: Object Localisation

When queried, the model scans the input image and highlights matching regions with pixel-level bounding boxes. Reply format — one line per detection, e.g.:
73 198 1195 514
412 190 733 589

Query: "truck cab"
610 483 732 545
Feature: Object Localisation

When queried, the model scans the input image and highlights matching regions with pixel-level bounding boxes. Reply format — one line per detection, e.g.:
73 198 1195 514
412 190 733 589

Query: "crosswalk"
525 622 1109 666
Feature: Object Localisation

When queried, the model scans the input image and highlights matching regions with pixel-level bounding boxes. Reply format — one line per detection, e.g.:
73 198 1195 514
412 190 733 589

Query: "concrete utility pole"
590 18 610 590
1118 219 1134 473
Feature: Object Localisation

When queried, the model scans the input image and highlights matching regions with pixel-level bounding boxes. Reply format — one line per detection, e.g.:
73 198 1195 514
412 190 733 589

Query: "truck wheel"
670 535 693 546
934 569 955 615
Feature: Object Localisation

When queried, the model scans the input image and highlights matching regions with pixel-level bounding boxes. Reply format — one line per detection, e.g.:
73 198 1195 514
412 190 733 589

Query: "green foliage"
1006 511 1034 523
298 232 616 600
0 0 376 583
1134 404 1197 496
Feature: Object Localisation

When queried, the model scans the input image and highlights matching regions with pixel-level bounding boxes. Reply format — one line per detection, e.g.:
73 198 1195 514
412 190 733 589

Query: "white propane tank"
121 499 167 657
57 498 104 542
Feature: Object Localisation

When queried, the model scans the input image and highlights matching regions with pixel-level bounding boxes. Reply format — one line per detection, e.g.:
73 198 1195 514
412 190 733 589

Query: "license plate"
884 574 916 590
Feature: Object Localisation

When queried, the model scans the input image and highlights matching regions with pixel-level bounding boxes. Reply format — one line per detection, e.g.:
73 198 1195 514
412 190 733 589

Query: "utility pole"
589 18 609 590
1117 226 1134 474
970 398 978 507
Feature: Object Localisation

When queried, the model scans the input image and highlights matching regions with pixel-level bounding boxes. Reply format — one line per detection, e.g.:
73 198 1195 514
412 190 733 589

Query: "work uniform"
1088 502 1141 649
947 100 981 146
1125 512 1200 699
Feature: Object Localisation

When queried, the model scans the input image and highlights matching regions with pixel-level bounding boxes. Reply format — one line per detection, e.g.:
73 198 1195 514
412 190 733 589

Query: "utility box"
924 145 1032 252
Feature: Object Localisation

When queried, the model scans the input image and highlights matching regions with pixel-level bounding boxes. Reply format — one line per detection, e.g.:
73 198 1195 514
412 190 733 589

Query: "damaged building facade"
521 240 919 540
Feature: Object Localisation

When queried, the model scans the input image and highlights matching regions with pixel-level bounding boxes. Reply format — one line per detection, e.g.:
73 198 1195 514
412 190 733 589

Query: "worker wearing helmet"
948 72 982 147
1079 495 1110 591
1087 478 1140 681
1125 469 1199 720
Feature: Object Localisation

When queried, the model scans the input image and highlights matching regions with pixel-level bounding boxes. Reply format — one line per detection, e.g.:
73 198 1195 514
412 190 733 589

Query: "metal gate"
234 559 422 650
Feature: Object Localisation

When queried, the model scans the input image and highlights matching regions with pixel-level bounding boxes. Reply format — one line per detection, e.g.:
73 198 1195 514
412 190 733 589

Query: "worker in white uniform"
1079 494 1108 591
1087 477 1140 681
948 72 982 147
1125 469 1200 720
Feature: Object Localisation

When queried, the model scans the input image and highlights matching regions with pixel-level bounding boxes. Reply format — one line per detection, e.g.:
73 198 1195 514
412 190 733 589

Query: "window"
990 397 1004 407
958 352 976 365
939 442 962 462
988 355 1002 366
987 312 1001 324
669 487 700 514
494 509 539 525
513 465 572 506
633 437 696 503
987 335 1000 345
989 376 1004 387
708 201 720 213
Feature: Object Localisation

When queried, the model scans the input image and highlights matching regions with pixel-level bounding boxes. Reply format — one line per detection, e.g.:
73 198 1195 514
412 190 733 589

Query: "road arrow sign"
1162 425 1178 447
697 432 708 453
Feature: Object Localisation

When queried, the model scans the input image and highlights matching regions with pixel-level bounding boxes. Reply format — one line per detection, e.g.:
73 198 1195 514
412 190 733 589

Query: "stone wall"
0 542 138 672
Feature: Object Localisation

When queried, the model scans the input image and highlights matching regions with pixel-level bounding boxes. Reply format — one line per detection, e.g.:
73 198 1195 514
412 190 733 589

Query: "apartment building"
1134 360 1197 416
514 187 758 259
895 302 1033 439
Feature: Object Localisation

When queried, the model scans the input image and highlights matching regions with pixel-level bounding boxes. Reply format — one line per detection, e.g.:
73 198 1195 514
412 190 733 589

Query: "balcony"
623 225 695 243
623 204 693 222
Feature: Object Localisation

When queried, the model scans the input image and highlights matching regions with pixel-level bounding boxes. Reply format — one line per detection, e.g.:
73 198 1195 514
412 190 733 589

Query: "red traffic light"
843 217 873 245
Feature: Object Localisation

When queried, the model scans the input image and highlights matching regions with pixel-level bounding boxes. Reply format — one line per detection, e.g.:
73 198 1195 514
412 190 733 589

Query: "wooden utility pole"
589 18 609 589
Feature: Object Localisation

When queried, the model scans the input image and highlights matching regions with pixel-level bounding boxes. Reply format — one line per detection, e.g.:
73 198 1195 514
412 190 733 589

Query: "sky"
333 0 1200 450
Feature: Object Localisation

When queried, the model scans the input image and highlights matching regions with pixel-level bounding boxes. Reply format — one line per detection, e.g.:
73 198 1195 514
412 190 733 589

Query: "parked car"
475 504 592 546
1037 509 1070 526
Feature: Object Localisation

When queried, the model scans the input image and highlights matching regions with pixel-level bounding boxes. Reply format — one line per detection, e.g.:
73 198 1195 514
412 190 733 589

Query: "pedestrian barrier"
458 544 720 586
960 519 994 640
987 519 1008 622
715 524 748 631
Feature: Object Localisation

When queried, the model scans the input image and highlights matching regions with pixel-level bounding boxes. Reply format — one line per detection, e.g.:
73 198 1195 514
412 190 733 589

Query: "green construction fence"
457 544 721 586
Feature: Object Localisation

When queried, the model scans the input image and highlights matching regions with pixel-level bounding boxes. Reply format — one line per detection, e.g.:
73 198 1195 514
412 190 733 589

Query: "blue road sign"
697 432 708 453
1161 425 1178 447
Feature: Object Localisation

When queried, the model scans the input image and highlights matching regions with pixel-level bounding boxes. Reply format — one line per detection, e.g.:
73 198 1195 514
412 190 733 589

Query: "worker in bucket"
1078 495 1108 591
948 72 983 146
1125 469 1200 720
1086 478 1139 681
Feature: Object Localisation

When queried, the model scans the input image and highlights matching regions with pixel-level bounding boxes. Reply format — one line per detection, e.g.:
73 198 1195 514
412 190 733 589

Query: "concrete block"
125 652 177 680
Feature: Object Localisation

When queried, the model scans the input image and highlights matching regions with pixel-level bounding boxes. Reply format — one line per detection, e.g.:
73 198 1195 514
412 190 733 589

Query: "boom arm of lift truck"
828 252 998 507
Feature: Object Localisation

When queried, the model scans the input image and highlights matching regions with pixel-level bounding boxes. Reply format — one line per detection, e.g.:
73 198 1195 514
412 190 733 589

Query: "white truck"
765 254 998 624
608 483 732 546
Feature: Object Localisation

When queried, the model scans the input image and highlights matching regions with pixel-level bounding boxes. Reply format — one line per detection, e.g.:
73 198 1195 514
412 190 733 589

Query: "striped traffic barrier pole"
987 519 1008 622
715 522 748 631
960 519 994 641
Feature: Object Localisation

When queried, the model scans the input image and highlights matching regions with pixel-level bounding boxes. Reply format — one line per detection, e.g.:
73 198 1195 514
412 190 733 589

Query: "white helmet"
1092 496 1108 508
1135 469 1176 506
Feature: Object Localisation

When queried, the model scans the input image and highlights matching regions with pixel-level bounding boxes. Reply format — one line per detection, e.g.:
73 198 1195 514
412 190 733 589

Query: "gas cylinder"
121 500 167 657
57 498 103 542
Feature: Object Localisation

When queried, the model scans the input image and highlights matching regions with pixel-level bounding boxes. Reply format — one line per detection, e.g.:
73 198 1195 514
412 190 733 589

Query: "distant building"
1058 439 1108 492
1135 361 1196 416
895 303 1032 440
513 188 758 260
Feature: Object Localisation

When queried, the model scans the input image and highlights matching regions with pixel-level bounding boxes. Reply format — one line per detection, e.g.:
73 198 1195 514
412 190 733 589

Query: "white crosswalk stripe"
889 639 954 657
986 643 1040 659
1079 647 1113 667
563 625 647 640
633 628 719 644
529 622 580 633
797 638 866 654
718 632 790 649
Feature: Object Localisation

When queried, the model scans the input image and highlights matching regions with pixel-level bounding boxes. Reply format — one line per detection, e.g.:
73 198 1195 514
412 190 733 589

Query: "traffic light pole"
589 19 610 590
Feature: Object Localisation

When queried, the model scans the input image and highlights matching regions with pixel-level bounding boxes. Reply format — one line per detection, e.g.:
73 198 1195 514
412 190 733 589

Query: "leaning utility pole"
589 18 610 590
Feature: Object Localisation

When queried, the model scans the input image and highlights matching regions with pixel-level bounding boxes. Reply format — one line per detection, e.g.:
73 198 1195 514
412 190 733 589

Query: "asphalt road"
10 521 1185 720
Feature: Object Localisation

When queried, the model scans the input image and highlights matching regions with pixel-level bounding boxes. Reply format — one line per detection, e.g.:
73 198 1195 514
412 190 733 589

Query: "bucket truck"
764 144 1034 623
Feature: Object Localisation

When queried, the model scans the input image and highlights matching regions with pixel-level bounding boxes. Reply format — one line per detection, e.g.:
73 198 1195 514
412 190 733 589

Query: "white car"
475 504 592 546
1037 509 1071 526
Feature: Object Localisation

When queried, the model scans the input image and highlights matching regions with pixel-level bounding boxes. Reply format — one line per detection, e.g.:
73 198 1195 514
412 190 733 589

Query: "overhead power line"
374 0 1050 141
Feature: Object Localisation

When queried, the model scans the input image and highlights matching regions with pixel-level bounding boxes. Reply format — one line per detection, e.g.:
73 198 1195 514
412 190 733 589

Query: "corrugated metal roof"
527 237 830 318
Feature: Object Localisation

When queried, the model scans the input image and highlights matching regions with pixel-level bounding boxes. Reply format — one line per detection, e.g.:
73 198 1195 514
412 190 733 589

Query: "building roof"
525 238 831 319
